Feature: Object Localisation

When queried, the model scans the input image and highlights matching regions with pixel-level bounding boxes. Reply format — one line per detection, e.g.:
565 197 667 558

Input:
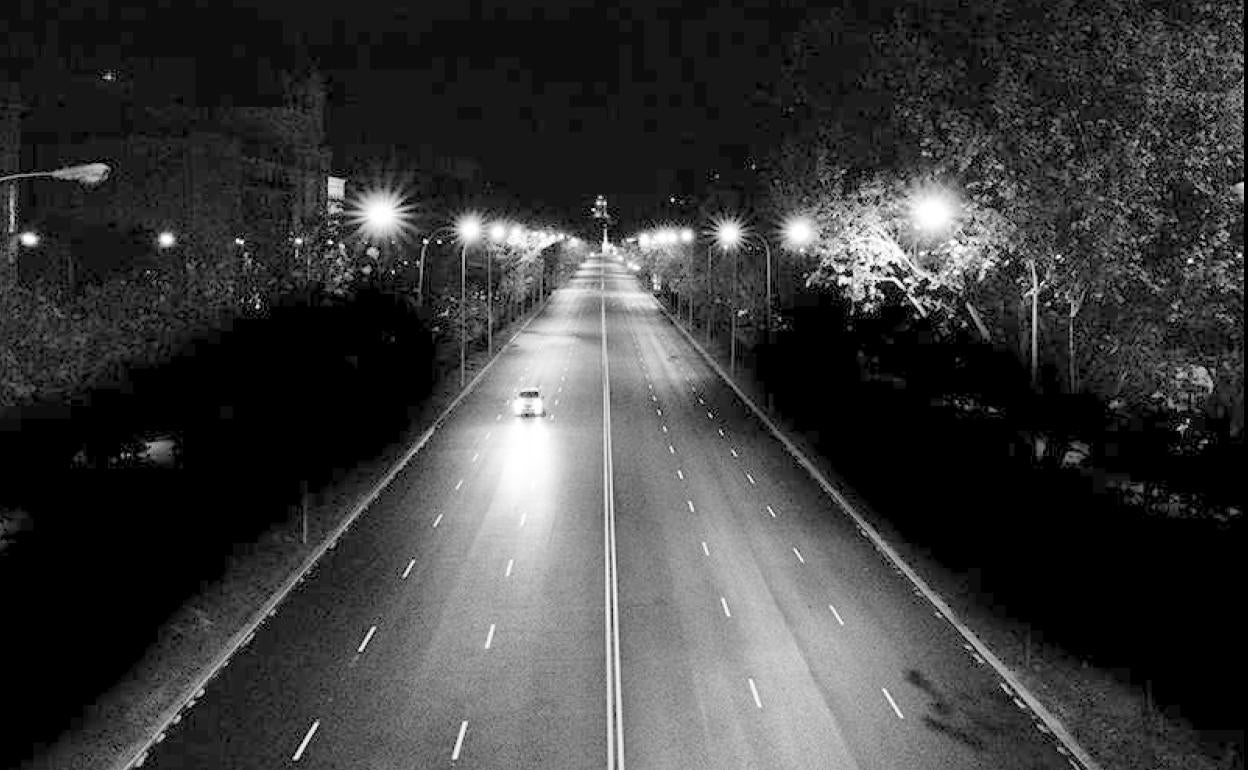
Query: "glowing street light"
19 230 39 247
489 222 508 242
912 194 954 232
156 231 177 249
781 217 815 249
680 228 695 244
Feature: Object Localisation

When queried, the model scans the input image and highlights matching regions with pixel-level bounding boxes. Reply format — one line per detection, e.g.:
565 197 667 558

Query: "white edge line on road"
485 624 496 649
793 547 805 564
432 513 444 528
114 288 560 770
452 719 468 761
401 559 415 579
882 687 905 719
829 604 845 625
720 596 732 618
291 719 320 762
652 297 1101 770
505 558 514 577
765 504 776 518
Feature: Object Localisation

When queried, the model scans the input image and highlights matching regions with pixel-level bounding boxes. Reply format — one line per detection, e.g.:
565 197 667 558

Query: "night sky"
5 0 820 217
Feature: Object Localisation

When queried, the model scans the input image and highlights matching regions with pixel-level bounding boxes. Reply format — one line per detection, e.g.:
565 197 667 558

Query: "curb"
651 293 1102 770
116 286 562 770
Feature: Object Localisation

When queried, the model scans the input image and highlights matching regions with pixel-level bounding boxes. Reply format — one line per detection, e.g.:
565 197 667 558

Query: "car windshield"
519 390 540 399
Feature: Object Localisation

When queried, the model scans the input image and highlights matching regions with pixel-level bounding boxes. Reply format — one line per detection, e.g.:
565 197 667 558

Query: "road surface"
138 256 1081 769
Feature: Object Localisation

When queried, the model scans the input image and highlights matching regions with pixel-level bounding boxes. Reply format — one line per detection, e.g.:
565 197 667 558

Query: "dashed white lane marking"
676 469 684 480
668 444 675 454
746 473 756 485
455 479 464 491
661 425 668 433
505 559 514 577
882 688 905 719
701 541 709 556
698 397 705 405
485 624 496 649
433 513 444 528
829 604 845 625
765 505 776 518
651 394 658 402
402 559 416 579
707 411 714 419
472 453 480 463
519 512 527 528
451 720 469 761
748 678 763 709
720 597 732 618
496 414 502 421
555 399 560 406
718 428 725 437
357 625 378 653
292 719 320 761
730 448 738 458
687 500 695 513
792 547 806 564
656 408 662 416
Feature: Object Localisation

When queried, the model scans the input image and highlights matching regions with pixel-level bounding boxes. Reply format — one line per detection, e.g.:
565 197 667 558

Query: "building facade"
14 58 330 294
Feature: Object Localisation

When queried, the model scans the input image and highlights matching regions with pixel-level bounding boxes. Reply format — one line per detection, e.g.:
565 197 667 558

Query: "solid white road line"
402 559 415 579
455 479 464 491
601 268 625 770
793 547 806 564
829 604 845 625
720 597 732 618
505 559 514 577
433 513 444 528
882 688 905 719
357 625 377 653
451 720 468 761
746 472 756 485
292 719 320 761
765 505 776 518
485 624 496 649
748 678 763 709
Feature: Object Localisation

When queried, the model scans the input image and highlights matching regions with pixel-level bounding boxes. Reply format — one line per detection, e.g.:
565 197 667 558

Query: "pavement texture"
137 257 1082 769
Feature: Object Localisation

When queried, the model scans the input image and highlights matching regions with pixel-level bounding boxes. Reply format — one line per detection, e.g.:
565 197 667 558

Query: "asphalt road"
139 256 1081 769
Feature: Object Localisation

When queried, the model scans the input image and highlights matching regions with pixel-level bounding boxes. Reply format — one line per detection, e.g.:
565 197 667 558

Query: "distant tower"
591 194 610 252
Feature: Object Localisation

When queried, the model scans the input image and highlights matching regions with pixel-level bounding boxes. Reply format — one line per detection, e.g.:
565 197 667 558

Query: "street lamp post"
2 162 111 285
456 215 482 389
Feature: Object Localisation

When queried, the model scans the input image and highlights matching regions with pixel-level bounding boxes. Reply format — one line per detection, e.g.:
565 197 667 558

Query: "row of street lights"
632 194 956 376
633 215 817 375
357 203 578 389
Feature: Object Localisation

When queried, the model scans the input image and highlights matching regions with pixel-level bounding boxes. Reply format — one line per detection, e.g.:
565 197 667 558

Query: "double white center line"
601 269 625 770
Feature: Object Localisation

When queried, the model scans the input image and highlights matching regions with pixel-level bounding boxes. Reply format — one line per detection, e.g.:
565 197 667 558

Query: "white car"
513 388 545 417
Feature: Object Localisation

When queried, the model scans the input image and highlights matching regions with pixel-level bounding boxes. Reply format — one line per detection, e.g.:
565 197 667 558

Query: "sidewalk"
23 287 562 770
